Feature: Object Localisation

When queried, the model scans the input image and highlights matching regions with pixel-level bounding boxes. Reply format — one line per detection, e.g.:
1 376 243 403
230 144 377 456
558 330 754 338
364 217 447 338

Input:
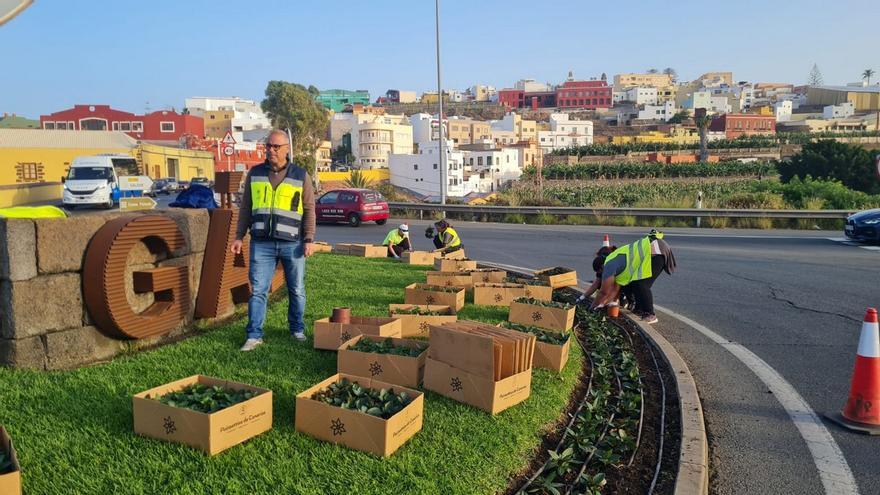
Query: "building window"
120 122 131 131
44 122 55 129
112 122 120 131
414 164 418 170
15 162 43 183
160 121 175 132
56 122 68 130
132 122 143 132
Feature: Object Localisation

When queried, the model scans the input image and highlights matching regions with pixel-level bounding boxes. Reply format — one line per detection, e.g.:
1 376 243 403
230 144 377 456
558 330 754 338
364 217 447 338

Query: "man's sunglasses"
266 143 288 150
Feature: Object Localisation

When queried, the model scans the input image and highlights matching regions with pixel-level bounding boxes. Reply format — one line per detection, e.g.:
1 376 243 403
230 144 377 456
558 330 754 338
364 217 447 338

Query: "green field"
0 254 581 495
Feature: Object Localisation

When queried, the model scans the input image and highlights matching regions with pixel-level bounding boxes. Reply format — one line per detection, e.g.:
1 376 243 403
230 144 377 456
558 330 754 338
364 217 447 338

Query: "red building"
40 104 204 141
498 89 525 108
555 80 612 110
709 113 776 139
182 135 267 172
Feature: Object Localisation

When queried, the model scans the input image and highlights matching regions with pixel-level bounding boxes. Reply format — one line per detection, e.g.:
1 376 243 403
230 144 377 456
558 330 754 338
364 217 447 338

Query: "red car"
315 188 389 227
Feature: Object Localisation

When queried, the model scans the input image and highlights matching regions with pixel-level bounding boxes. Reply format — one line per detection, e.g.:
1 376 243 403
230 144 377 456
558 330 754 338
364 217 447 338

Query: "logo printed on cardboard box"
494 293 503 302
369 361 383 377
451 376 463 392
525 289 532 297
532 311 543 322
163 416 177 435
419 322 430 333
340 332 352 343
330 418 346 436
425 295 436 305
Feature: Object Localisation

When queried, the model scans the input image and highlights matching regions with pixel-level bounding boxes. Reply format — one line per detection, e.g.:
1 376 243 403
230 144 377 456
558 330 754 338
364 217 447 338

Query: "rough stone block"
1 273 83 339
0 219 37 281
44 326 125 370
35 216 107 274
0 335 46 369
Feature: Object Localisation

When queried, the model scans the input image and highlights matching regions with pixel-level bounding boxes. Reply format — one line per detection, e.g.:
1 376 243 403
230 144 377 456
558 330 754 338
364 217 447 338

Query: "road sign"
119 175 153 191
222 131 236 145
119 197 157 211
223 145 235 157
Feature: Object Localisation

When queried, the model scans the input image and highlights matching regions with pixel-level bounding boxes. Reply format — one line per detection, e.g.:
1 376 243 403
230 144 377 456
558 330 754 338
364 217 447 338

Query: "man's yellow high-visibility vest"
604 236 652 286
443 226 461 248
249 163 306 241
0 206 67 219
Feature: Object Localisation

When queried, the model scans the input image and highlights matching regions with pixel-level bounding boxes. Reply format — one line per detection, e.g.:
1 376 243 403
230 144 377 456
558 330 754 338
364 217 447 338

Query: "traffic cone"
826 308 880 435
602 234 610 248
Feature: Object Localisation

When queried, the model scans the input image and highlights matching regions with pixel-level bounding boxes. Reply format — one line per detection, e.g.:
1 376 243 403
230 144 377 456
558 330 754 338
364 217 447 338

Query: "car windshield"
362 192 383 203
68 167 112 180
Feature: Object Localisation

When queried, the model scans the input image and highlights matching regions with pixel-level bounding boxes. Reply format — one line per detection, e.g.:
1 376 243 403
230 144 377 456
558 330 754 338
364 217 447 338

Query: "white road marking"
826 238 880 251
655 305 860 495
479 260 861 495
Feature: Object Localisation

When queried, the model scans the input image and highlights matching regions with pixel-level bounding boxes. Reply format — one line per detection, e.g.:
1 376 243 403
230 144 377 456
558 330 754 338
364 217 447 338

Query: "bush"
720 192 785 209
776 140 880 194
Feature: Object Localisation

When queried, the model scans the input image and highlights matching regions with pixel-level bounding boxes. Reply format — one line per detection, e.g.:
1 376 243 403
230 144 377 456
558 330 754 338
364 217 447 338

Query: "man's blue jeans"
245 239 305 340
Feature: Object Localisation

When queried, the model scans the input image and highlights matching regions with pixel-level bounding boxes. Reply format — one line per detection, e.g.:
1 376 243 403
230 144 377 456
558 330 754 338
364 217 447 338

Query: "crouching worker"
590 229 676 324
383 223 412 258
429 220 462 254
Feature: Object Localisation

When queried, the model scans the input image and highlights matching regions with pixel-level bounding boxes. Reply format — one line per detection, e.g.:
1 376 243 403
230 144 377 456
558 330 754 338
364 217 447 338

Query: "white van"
62 154 140 209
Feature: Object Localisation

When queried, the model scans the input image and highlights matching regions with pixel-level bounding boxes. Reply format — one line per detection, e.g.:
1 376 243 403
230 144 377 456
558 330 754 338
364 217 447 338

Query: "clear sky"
1 0 878 118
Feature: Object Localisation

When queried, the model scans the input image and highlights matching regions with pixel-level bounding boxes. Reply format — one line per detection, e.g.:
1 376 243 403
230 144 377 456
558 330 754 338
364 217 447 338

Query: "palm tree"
663 67 677 82
694 112 713 162
344 169 375 189
863 69 876 85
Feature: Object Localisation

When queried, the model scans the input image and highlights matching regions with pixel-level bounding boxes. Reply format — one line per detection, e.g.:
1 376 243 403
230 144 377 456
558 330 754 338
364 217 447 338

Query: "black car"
191 177 212 188
845 208 880 243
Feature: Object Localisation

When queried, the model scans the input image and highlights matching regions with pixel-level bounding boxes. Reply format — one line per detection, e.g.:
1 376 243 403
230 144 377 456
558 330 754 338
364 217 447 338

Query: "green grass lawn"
0 254 581 495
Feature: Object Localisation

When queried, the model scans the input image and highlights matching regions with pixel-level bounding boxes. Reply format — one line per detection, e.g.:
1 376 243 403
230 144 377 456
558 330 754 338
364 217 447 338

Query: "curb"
477 261 708 495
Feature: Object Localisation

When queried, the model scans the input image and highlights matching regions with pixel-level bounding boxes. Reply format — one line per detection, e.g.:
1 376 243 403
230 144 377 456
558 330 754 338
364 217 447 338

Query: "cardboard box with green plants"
504 277 555 301
295 374 424 457
436 248 467 260
423 321 535 415
535 266 578 289
338 335 428 388
472 283 550 306
469 268 507 285
388 304 457 338
0 426 21 495
313 316 403 350
434 258 477 272
132 375 273 455
508 297 575 332
425 271 473 289
403 284 465 312
401 251 438 265
501 322 571 372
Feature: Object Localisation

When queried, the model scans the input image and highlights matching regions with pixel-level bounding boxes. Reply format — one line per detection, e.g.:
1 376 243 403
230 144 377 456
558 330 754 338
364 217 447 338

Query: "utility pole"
435 0 446 216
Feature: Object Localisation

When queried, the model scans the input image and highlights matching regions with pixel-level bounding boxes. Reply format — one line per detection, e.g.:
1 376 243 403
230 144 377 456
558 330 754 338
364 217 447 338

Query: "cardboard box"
348 244 387 258
469 269 508 285
312 242 333 253
313 316 403 351
426 271 473 289
401 251 438 265
424 358 532 415
334 243 353 255
470 283 531 306
509 301 575 332
434 258 477 272
533 338 571 372
437 249 467 260
132 375 273 455
338 335 428 388
295 373 424 457
388 304 457 338
404 284 465 312
535 267 578 289
0 426 21 495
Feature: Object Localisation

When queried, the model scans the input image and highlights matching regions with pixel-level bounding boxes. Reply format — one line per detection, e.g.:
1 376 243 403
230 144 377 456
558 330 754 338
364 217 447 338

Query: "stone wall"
0 209 212 370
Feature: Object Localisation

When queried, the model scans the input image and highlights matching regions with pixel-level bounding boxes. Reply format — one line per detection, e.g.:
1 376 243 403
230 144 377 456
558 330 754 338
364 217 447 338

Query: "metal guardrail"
387 202 854 219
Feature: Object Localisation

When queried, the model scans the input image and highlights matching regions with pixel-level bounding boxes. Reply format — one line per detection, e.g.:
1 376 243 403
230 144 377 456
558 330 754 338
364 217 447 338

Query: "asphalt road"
312 218 879 495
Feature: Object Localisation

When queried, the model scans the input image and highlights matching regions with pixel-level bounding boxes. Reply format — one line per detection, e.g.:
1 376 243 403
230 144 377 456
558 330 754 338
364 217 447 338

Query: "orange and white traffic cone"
602 234 610 248
827 308 880 434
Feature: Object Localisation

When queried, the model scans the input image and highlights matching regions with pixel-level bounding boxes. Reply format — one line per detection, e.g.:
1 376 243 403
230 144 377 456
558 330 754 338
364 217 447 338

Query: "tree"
663 67 677 82
863 69 876 85
261 80 329 176
667 110 689 124
777 140 879 194
331 144 355 167
344 169 375 189
694 111 713 162
808 63 824 87
647 68 659 74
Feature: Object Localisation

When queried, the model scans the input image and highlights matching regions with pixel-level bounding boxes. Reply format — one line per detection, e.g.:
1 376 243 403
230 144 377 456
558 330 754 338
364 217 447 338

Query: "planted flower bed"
295 374 424 457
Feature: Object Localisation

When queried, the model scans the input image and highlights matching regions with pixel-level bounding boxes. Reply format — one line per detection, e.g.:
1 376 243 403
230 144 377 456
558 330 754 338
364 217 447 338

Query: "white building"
823 102 855 119
462 144 522 192
637 101 676 122
330 112 413 169
623 87 658 105
183 96 271 134
685 91 731 113
491 129 519 146
389 140 474 198
774 101 793 122
549 113 593 135
534 113 594 152
409 113 448 147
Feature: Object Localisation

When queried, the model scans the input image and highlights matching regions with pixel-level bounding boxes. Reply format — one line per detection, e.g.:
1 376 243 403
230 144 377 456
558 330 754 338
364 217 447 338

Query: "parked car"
164 177 182 191
315 188 389 227
146 178 172 197
190 177 212 188
844 208 880 244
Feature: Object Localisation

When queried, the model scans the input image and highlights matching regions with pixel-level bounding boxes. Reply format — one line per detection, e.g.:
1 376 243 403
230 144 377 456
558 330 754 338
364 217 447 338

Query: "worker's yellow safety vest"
604 237 652 286
444 226 461 248
249 163 306 241
0 206 67 219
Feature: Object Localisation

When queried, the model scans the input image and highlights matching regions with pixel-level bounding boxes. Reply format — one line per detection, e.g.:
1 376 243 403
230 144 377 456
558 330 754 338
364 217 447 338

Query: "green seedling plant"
311 378 413 419
419 285 462 293
503 322 570 345
393 307 444 316
505 277 550 287
349 338 427 357
152 383 257 414
514 297 572 309
538 267 574 277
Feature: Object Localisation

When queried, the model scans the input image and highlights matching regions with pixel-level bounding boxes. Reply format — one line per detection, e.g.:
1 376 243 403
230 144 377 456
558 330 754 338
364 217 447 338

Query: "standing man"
383 223 411 258
231 129 317 351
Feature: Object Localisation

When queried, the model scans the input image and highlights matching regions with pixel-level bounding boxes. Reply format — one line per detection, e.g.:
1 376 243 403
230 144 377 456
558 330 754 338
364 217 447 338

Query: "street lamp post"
435 0 446 215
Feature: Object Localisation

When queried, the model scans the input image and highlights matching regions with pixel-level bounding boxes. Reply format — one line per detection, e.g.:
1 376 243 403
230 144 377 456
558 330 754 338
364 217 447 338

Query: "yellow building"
447 118 491 145
807 86 880 112
203 110 234 138
315 140 332 172
0 129 214 207
611 128 700 145
613 73 673 90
